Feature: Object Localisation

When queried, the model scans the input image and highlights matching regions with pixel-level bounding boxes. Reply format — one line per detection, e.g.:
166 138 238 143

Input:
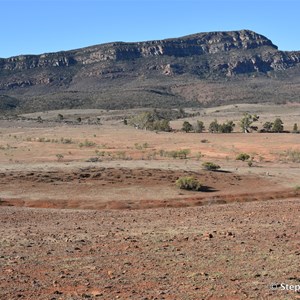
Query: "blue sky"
1 0 299 58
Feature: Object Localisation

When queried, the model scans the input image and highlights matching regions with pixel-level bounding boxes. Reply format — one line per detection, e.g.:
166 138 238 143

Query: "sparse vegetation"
176 176 202 191
279 149 300 163
79 140 96 147
134 142 149 150
157 149 191 159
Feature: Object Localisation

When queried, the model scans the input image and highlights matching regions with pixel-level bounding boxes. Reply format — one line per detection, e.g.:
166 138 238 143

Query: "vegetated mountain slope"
0 29 300 113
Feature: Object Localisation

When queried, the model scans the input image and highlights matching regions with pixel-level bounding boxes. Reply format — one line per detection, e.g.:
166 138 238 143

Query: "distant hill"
0 29 300 113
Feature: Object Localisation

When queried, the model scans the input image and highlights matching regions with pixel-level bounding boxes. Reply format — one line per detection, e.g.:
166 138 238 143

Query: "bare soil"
0 108 299 299
1 200 299 299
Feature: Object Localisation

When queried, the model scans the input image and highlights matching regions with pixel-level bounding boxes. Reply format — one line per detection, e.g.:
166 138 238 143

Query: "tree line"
127 111 298 134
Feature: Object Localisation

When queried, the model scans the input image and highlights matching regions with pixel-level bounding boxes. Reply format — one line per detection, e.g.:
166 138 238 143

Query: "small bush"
60 137 73 144
236 153 250 161
79 140 96 147
202 162 221 171
176 176 202 191
56 153 64 161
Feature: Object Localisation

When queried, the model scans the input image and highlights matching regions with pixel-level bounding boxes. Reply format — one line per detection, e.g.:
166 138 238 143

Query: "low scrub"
176 176 202 191
279 149 300 163
236 153 250 161
79 140 96 148
160 149 191 159
202 162 221 171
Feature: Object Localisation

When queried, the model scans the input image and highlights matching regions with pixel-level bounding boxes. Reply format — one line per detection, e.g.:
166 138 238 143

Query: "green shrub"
178 149 191 159
236 153 250 161
202 162 221 171
182 121 193 133
55 153 64 161
176 176 202 191
79 140 96 147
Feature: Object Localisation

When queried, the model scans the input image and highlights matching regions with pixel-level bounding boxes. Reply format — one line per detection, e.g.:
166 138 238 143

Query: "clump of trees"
181 120 205 133
128 109 291 134
209 120 235 133
128 110 171 132
262 118 284 132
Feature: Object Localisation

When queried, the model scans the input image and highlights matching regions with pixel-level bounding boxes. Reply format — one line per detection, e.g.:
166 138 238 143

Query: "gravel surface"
1 198 299 299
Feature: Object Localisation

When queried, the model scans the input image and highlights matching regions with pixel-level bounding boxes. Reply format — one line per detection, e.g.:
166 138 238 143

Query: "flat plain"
0 103 299 299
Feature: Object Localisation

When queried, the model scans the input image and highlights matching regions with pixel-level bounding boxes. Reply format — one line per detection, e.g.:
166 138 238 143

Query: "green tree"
239 113 259 133
272 118 284 132
209 119 219 133
219 120 235 133
263 121 273 132
152 120 171 132
293 123 298 133
182 121 193 133
195 120 205 133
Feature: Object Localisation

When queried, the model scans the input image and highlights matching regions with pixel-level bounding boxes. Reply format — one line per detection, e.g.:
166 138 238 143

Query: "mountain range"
1 29 300 113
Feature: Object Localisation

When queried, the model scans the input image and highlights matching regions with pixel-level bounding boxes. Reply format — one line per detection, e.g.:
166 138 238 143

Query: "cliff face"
0 30 300 112
0 30 286 69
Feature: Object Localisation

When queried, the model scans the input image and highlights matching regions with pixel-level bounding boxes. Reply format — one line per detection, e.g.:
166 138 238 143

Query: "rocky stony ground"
1 198 299 300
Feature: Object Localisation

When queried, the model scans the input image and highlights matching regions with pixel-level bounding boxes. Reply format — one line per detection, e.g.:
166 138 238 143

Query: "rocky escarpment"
0 30 295 70
0 29 300 112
